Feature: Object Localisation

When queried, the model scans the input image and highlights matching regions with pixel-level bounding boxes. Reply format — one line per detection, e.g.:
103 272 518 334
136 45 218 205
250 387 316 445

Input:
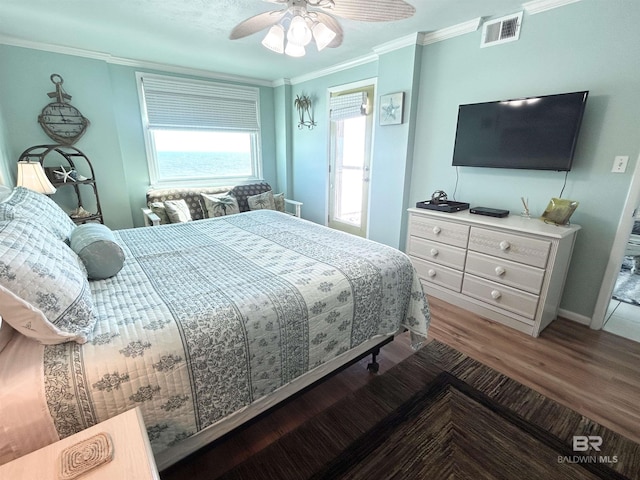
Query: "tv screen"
451 91 588 171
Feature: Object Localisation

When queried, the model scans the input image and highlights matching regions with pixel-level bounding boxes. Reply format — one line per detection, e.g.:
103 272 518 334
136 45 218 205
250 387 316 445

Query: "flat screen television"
451 91 589 171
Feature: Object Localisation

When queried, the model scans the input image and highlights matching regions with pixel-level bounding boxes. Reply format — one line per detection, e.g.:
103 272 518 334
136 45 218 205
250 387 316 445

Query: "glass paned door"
329 85 374 237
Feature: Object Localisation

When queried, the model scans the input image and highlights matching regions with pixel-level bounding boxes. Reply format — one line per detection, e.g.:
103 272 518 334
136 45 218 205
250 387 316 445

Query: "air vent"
481 12 523 48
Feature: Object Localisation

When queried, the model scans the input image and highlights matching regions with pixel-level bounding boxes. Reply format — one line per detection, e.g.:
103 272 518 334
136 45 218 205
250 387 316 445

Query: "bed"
0 187 430 470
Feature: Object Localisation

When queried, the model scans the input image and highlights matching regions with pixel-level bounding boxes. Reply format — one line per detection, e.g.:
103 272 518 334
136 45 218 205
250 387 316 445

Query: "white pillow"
201 193 240 218
0 317 15 352
273 192 285 213
0 187 76 241
0 219 96 344
164 199 192 223
247 191 276 211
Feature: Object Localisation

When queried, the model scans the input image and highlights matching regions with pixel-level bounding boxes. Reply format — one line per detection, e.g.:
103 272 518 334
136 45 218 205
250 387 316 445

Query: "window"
136 73 262 185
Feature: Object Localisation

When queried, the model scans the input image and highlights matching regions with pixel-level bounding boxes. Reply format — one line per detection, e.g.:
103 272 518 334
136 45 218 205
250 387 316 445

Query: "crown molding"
372 32 424 55
420 18 482 45
289 32 427 85
272 78 292 88
0 34 274 87
523 0 582 14
289 52 378 85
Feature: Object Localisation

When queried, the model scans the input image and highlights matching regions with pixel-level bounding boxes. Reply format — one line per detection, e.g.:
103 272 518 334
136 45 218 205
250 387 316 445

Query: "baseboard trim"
558 308 591 326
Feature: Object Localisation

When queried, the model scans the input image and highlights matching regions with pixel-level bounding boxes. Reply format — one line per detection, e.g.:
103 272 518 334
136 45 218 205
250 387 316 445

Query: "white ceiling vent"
481 12 523 48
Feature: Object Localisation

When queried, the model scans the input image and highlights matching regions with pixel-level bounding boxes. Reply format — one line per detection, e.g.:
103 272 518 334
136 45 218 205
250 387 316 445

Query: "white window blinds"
330 92 368 121
140 75 260 131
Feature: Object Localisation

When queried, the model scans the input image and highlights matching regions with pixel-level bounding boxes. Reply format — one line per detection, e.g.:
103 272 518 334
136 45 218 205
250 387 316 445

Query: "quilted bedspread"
6 210 430 461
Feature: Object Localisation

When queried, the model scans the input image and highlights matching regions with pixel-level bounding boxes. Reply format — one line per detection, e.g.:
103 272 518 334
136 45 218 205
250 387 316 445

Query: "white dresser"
407 208 581 336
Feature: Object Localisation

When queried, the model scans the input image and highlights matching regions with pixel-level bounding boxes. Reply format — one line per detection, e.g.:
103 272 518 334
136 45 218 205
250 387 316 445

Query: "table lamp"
16 161 56 194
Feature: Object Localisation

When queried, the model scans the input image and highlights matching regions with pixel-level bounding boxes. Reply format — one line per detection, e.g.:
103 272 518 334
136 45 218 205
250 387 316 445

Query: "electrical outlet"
612 155 629 173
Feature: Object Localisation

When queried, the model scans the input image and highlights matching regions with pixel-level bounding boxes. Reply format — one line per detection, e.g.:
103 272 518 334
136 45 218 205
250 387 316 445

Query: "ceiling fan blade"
315 12 343 48
229 10 286 40
328 0 415 22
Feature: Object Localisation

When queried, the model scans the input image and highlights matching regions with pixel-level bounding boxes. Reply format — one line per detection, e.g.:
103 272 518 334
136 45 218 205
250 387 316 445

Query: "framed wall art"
379 92 404 126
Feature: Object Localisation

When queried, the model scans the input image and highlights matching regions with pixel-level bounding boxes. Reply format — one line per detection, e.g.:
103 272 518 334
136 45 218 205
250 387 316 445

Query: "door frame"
591 150 640 329
325 78 377 235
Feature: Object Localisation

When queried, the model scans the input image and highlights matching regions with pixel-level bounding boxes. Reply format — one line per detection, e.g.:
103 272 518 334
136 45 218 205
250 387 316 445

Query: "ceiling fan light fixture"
287 15 312 46
311 21 336 51
261 24 285 54
285 41 306 57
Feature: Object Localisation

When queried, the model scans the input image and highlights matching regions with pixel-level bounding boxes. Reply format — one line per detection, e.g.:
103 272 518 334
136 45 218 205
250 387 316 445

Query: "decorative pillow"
201 193 240 218
164 199 192 223
0 186 76 241
0 318 15 352
149 202 170 225
70 224 125 280
0 219 96 344
273 192 285 213
247 191 276 211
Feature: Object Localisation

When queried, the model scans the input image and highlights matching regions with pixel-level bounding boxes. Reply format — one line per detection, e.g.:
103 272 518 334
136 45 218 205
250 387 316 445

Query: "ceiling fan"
230 0 416 57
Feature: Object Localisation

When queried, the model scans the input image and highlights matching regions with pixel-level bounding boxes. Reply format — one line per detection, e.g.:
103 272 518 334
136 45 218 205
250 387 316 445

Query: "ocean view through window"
153 130 254 180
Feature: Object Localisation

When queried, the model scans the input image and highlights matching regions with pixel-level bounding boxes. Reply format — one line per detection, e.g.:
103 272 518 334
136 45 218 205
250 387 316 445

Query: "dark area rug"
218 340 640 480
613 269 640 306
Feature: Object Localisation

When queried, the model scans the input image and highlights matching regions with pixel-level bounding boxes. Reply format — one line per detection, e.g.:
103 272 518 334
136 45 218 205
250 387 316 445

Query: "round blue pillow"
70 224 125 280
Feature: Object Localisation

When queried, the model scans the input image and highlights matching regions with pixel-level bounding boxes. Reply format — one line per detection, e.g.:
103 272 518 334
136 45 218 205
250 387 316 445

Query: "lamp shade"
262 24 285 54
312 22 336 51
287 15 312 46
285 42 305 57
17 161 56 194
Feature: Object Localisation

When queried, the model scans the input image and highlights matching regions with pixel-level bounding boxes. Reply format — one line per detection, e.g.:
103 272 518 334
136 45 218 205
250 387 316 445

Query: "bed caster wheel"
367 361 379 373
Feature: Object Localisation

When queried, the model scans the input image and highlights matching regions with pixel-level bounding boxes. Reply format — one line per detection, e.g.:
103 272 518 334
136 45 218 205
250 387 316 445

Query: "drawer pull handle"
491 289 502 300
433 226 441 235
427 269 436 278
499 240 511 251
430 248 439 257
495 266 506 276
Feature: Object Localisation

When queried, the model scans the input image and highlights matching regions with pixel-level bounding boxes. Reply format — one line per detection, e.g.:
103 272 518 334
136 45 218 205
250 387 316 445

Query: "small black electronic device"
470 207 509 218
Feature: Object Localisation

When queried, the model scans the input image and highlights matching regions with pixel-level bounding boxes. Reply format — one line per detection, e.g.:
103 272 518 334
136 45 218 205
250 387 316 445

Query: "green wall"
0 105 12 185
289 62 379 226
409 0 640 318
0 45 278 229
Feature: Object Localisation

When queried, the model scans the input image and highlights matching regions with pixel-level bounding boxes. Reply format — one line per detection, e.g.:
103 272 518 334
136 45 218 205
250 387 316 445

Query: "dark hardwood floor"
161 295 640 479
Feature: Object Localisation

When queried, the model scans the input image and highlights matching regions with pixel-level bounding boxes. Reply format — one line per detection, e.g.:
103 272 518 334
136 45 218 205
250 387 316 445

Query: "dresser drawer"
462 274 539 321
412 257 463 292
468 227 551 268
410 215 469 248
465 251 545 294
408 236 467 270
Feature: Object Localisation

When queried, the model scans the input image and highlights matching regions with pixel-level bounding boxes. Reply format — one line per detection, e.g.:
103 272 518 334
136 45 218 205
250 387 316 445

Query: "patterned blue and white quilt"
30 211 430 460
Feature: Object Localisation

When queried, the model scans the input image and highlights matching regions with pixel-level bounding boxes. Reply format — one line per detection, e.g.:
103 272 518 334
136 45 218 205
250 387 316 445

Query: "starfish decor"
382 99 400 122
54 165 76 183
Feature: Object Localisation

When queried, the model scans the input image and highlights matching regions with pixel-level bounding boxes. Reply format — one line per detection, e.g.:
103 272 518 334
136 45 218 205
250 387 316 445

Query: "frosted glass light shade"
312 22 336 51
17 161 56 194
261 25 285 54
285 42 305 57
287 15 312 46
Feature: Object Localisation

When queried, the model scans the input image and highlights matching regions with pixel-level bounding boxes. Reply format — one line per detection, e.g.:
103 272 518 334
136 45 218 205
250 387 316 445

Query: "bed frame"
157 334 395 471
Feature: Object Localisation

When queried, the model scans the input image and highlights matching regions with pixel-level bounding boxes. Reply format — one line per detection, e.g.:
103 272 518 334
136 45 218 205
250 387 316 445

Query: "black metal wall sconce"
295 94 316 130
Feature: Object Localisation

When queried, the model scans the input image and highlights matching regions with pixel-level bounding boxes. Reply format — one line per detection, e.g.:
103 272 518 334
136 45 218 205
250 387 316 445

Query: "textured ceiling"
0 0 529 82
